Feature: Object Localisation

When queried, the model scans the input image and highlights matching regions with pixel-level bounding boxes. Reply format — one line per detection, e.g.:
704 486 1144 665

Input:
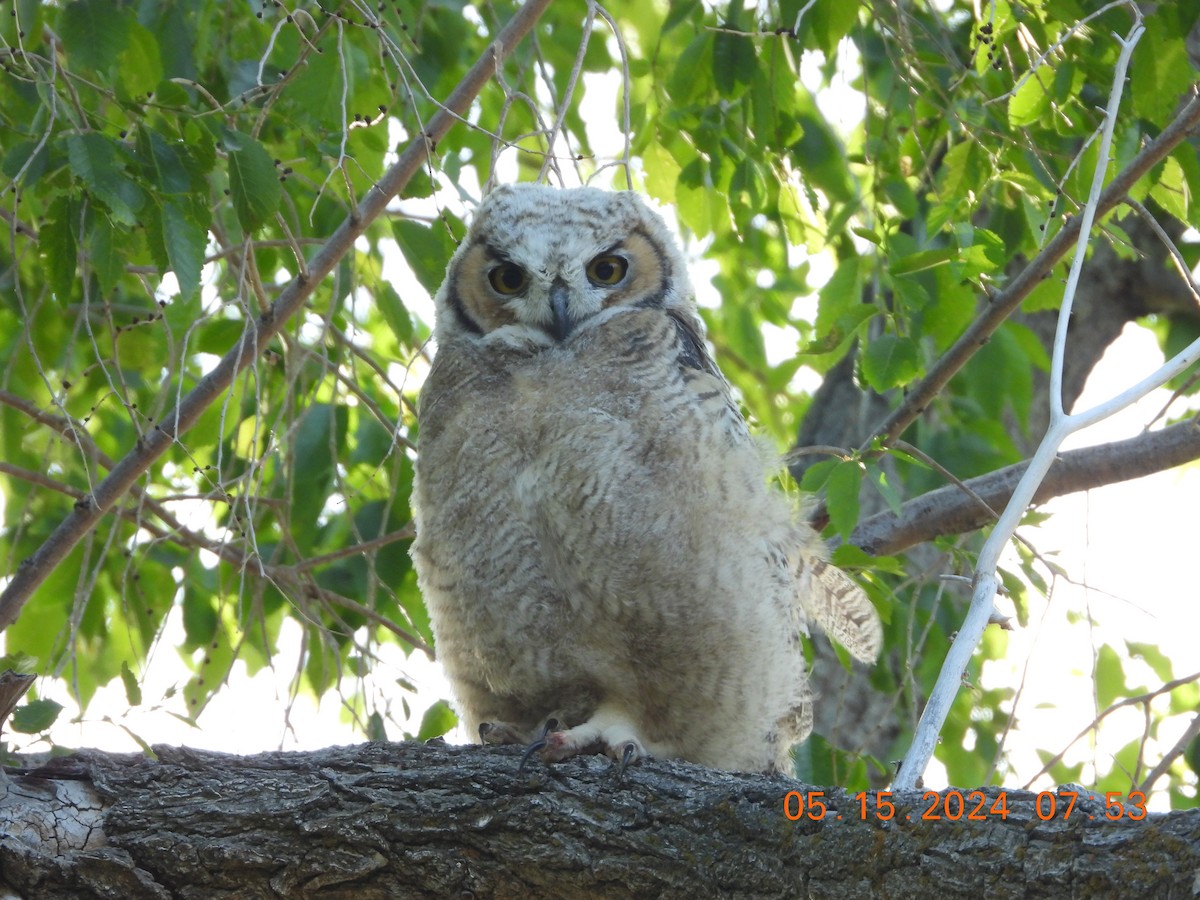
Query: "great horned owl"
410 183 881 773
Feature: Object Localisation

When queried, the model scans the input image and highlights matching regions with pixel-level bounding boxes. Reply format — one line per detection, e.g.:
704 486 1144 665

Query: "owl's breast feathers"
419 306 740 445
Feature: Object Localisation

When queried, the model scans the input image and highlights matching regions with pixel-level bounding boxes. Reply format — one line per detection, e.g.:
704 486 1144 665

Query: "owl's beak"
548 280 573 341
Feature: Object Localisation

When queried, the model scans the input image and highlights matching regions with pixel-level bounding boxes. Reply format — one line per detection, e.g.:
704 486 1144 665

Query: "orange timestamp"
782 789 1149 822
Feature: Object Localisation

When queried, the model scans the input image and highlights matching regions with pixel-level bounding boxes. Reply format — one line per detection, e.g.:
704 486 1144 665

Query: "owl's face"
433 184 694 345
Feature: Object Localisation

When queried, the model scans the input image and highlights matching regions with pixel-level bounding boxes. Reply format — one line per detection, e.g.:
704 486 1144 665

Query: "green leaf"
861 333 919 391
416 699 457 741
799 458 838 493
663 0 702 31
668 34 713 104
936 141 980 203
1095 644 1126 710
865 465 904 516
1125 641 1174 684
160 198 207 299
66 133 145 225
291 403 350 547
60 0 130 72
809 255 871 354
120 661 143 707
890 247 955 276
392 219 458 295
1008 68 1052 128
118 22 163 102
40 196 79 302
87 212 123 296
182 585 219 648
10 698 64 734
367 711 388 741
825 460 864 540
644 141 682 203
140 129 198 194
1131 14 1193 123
224 129 281 232
376 281 414 343
1150 156 1188 223
196 319 246 355
810 0 861 56
713 29 756 97
2 140 51 184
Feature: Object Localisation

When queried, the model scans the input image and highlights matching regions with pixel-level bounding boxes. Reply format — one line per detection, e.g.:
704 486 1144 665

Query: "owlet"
410 183 881 773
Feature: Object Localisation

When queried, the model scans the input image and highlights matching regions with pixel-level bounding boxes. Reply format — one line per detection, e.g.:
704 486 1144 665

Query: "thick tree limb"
851 418 1200 556
1 743 1196 899
0 0 555 632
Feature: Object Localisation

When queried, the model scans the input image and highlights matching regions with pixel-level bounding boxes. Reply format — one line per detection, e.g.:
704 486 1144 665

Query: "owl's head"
432 184 695 345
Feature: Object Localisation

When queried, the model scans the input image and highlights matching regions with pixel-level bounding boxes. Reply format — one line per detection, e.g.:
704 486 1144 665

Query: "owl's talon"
616 741 640 777
518 718 564 772
518 737 549 772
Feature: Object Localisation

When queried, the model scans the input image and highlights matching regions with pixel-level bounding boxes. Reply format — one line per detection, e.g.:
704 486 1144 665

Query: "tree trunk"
2 742 1196 899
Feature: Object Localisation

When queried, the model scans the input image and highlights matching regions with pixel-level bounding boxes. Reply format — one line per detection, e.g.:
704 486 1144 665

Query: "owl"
409 183 881 774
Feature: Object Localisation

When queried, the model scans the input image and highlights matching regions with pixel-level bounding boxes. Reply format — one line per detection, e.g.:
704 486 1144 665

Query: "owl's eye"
488 263 529 295
586 254 628 286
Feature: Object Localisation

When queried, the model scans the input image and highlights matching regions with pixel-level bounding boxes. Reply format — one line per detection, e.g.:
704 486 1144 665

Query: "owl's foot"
527 706 649 773
478 721 533 746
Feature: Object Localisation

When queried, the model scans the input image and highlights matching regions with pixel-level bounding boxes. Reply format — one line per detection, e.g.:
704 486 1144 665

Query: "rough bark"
1 742 1196 900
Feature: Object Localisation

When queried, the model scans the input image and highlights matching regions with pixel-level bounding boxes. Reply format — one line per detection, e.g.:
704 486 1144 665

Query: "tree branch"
851 417 1200 556
2 743 1197 898
861 84 1200 454
0 0 555 632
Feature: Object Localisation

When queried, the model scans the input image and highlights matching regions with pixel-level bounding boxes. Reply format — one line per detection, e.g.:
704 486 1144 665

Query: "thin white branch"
792 0 818 37
895 6 1150 791
1071 333 1200 430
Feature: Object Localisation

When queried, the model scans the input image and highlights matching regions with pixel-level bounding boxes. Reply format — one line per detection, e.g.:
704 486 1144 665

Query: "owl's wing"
663 308 751 444
667 309 722 379
796 555 883 663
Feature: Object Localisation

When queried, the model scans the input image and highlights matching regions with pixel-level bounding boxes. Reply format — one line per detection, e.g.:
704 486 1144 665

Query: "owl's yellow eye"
586 254 628 286
488 263 529 295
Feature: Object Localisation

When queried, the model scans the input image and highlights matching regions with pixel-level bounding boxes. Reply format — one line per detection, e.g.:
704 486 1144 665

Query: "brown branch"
0 0 555 632
851 418 1200 556
860 86 1200 454
4 744 1198 897
1138 710 1200 796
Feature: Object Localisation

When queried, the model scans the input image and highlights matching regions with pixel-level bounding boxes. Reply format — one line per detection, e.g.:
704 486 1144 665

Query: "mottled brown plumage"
410 184 881 772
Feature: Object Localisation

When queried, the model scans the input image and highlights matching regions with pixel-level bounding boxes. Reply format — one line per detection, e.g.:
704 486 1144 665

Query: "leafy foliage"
0 0 1197 806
